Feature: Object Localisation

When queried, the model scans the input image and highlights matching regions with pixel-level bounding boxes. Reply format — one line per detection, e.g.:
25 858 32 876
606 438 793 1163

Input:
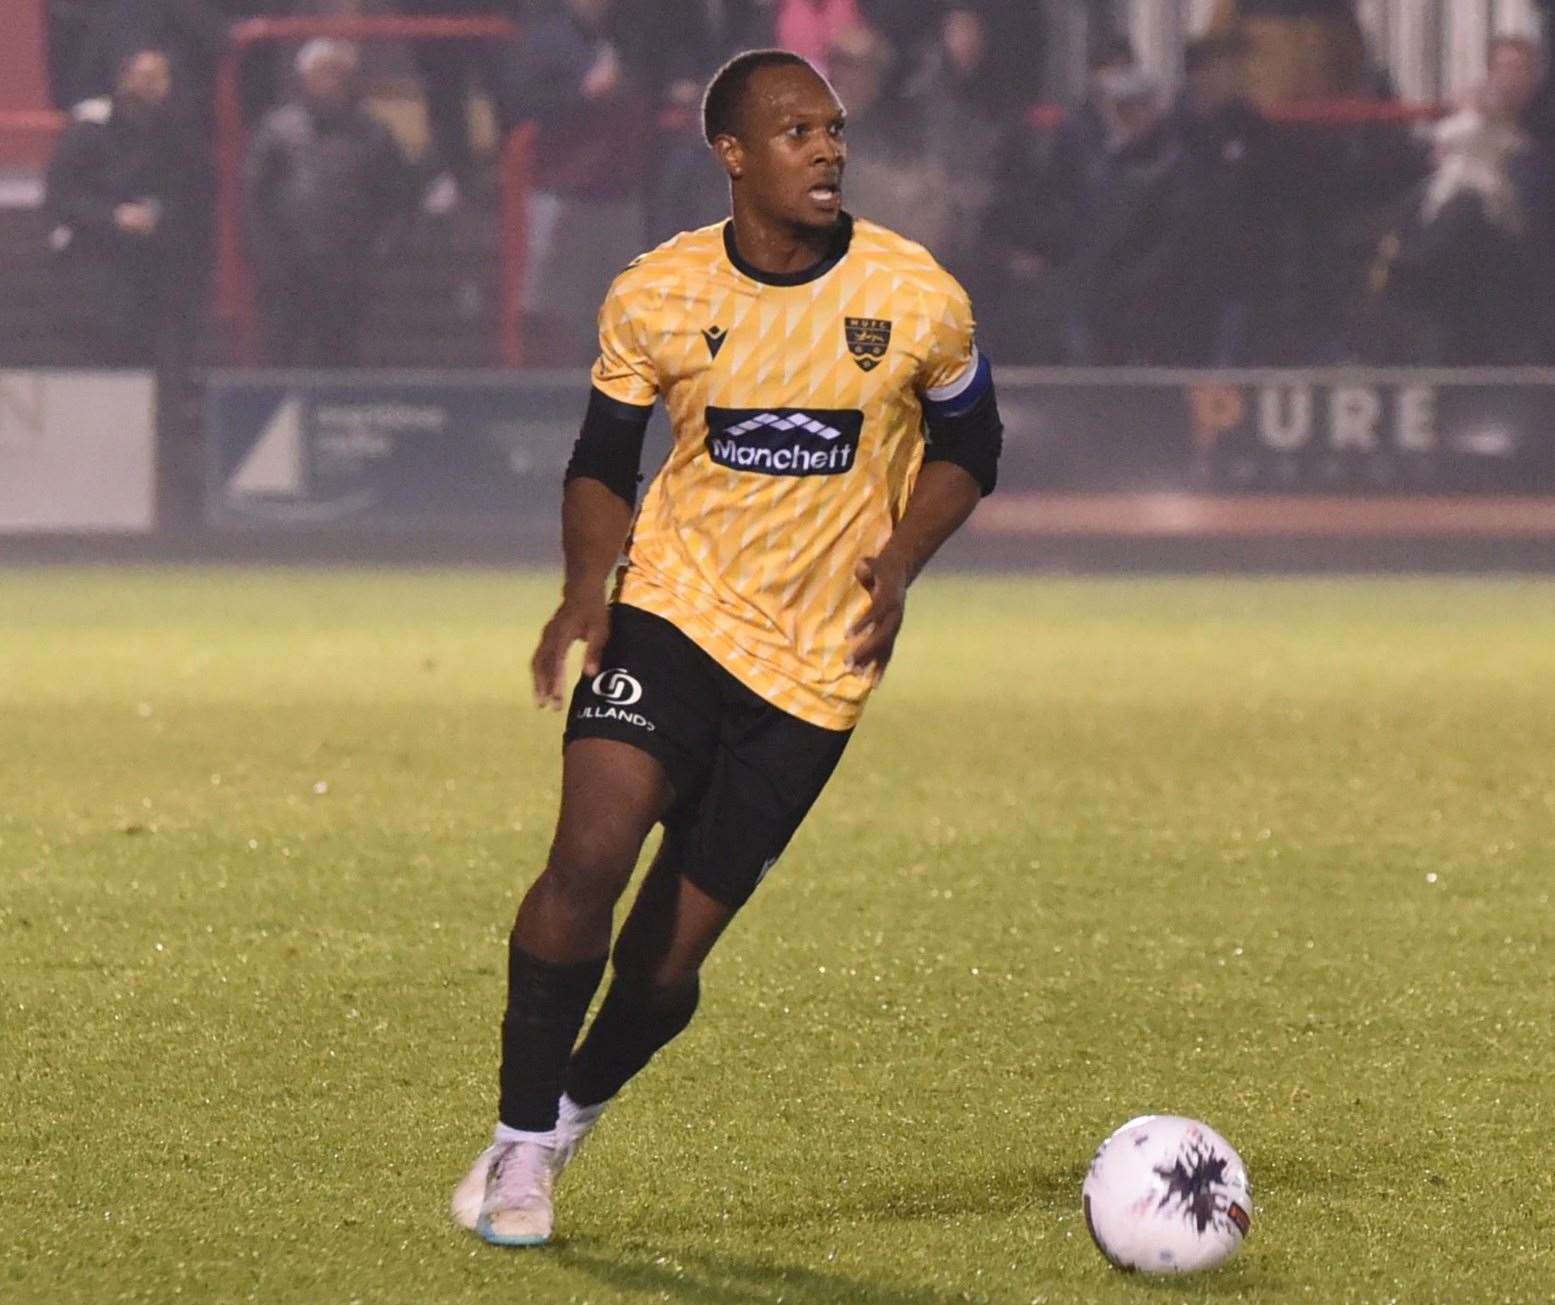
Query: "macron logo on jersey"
705 407 863 477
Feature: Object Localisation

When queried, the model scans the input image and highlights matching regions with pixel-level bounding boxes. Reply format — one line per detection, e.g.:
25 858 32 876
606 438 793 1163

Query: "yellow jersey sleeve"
589 268 659 407
917 276 978 395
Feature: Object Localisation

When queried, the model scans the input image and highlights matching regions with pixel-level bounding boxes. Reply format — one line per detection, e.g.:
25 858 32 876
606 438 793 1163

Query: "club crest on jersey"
705 407 864 477
844 317 892 372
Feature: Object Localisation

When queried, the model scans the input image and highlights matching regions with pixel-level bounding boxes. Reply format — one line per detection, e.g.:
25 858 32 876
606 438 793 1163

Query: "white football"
1081 1114 1252 1275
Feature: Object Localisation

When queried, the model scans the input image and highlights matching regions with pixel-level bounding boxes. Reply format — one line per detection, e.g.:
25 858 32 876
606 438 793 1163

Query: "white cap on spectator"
296 38 360 77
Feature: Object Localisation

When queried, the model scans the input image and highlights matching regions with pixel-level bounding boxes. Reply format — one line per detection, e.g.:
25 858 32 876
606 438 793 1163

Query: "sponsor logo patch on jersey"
844 317 892 371
705 407 863 477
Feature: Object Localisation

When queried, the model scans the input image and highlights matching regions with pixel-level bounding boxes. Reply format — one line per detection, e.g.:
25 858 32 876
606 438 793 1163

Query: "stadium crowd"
31 0 1555 370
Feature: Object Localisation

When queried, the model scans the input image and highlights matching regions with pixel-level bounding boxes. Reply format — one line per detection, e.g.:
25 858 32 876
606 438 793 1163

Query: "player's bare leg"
457 738 672 1246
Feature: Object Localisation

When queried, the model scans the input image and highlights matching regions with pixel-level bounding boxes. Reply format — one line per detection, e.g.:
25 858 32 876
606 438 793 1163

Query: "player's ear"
712 133 744 181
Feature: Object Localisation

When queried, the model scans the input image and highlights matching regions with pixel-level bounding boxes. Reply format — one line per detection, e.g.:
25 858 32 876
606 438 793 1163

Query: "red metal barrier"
0 108 65 169
215 15 520 364
1026 98 1445 130
0 109 66 136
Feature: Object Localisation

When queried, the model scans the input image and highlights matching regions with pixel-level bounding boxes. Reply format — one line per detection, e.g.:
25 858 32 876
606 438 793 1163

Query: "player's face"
727 65 847 232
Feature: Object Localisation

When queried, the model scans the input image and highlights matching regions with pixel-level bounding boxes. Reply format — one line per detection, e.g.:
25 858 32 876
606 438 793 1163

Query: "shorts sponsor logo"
591 669 642 706
705 407 864 478
579 668 654 731
577 705 655 731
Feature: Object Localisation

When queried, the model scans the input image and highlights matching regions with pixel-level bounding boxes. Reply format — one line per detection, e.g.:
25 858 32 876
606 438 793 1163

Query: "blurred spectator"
1207 0 1367 107
1061 66 1174 363
981 32 1135 361
900 5 1019 300
1006 34 1281 367
1526 2 1555 152
854 0 1043 104
774 0 861 78
1366 106 1553 365
70 0 226 122
824 25 939 242
243 40 410 367
1482 34 1547 131
633 0 779 245
1143 34 1283 364
508 0 649 365
623 0 775 100
45 46 203 368
1480 36 1554 252
397 0 521 216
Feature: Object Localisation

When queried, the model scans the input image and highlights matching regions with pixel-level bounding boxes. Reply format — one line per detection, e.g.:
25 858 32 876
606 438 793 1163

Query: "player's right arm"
530 268 659 708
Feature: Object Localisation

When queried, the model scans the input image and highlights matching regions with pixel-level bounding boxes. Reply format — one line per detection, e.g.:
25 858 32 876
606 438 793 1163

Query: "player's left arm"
850 312 1003 676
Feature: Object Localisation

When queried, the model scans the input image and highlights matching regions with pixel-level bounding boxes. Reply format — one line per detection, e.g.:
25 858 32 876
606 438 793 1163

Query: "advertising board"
0 370 155 534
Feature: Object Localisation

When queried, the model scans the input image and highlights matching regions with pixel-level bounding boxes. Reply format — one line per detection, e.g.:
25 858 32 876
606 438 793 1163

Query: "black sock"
565 975 701 1109
497 936 607 1131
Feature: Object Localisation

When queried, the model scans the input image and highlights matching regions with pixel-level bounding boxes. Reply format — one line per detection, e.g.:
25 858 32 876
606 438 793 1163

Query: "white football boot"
450 1095 609 1238
476 1140 556 1246
450 1145 502 1232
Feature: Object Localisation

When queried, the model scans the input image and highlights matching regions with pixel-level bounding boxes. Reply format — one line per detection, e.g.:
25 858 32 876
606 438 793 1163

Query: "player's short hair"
702 49 817 146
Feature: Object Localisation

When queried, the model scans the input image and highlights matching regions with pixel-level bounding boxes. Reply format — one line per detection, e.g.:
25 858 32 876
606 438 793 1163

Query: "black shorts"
563 604 852 909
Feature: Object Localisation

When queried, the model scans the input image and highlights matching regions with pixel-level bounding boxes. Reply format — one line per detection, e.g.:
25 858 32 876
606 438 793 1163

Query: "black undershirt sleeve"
563 387 653 507
923 379 1004 497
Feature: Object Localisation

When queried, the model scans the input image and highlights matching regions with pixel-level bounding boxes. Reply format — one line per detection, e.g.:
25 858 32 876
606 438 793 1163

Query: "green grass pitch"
4 567 1554 1304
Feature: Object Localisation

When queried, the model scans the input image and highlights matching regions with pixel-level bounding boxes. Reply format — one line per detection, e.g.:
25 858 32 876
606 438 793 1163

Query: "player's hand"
848 553 909 679
530 598 610 710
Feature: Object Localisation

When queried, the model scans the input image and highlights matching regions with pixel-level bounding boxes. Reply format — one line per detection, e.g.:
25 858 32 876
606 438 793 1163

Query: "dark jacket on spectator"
1371 118 1555 365
44 93 203 363
988 92 1111 270
902 43 1017 301
506 7 648 202
243 100 407 283
1077 94 1281 365
46 96 196 264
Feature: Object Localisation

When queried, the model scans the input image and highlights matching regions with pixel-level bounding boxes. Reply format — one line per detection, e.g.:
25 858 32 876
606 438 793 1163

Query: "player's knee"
540 829 637 910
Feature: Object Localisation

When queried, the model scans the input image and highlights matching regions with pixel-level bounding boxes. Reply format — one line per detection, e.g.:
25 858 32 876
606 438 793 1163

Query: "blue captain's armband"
922 345 993 419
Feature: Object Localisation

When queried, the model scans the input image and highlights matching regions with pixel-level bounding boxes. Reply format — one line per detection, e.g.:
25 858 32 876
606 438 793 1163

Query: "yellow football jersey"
590 214 979 730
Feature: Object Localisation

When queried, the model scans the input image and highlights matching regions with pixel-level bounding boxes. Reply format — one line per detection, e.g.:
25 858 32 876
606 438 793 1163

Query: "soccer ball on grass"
1081 1114 1252 1275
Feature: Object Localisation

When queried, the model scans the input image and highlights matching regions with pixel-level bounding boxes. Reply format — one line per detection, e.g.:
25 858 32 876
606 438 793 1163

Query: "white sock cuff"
493 1123 556 1148
559 1092 609 1122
